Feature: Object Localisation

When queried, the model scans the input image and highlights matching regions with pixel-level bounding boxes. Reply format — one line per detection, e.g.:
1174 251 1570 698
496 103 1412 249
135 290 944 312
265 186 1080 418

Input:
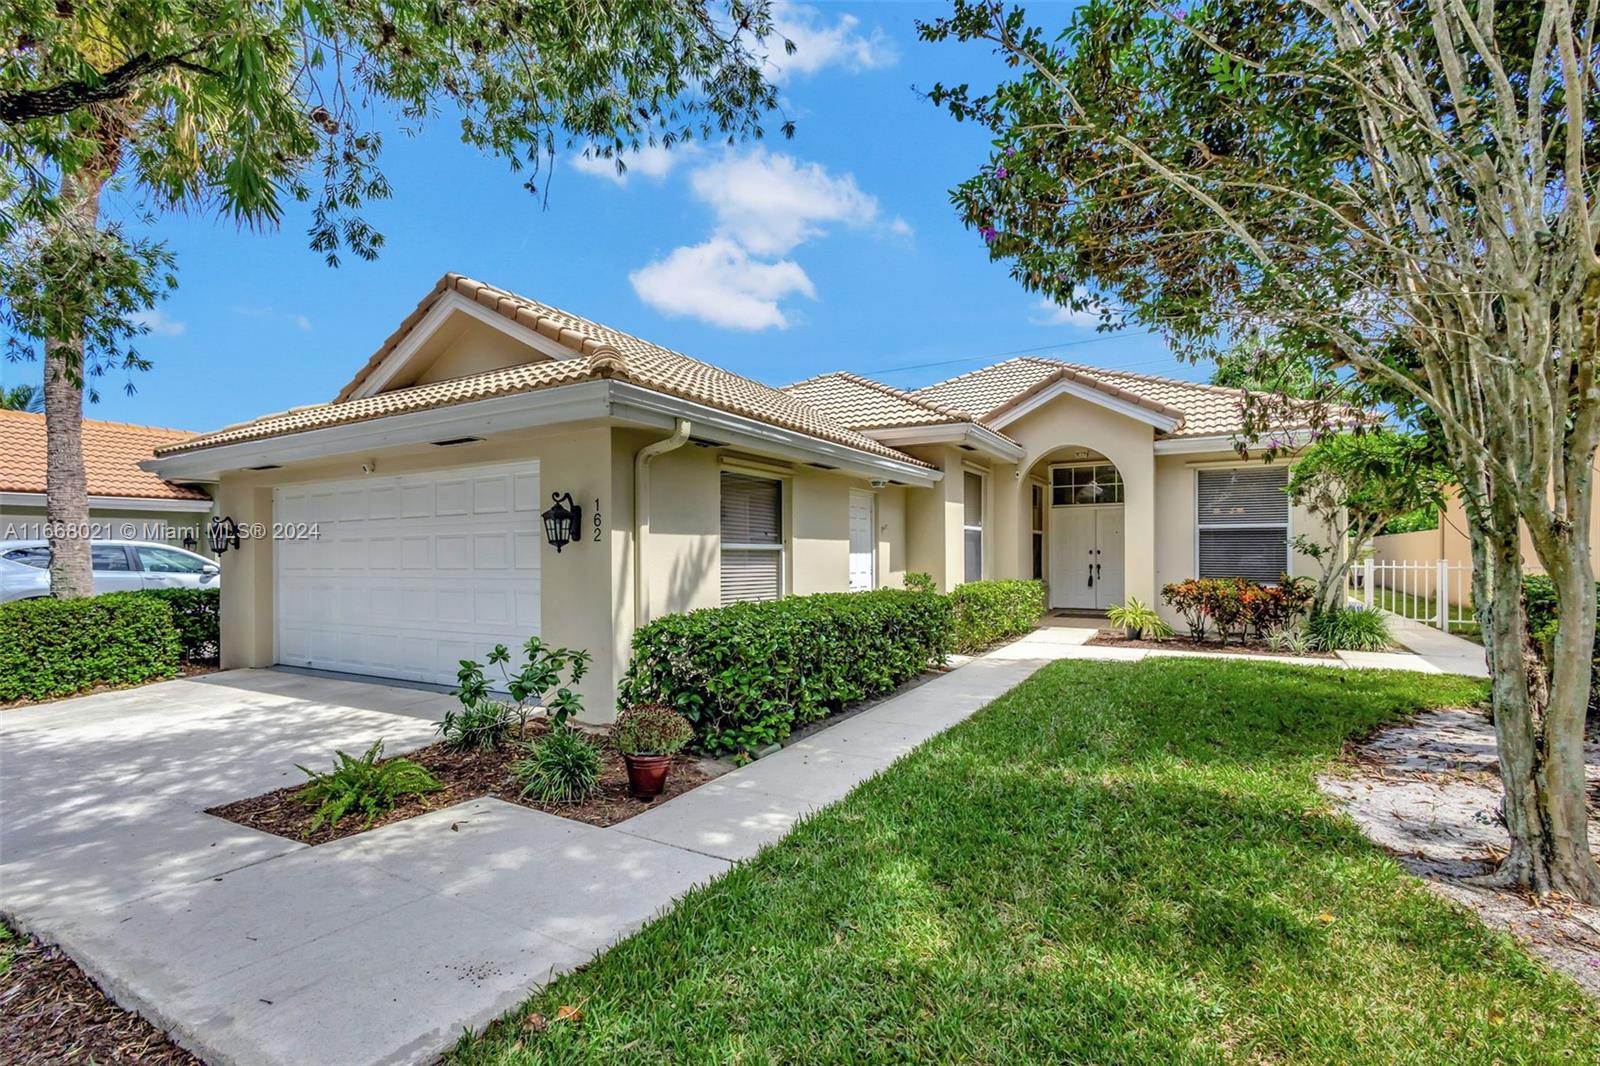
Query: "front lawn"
451 660 1598 1064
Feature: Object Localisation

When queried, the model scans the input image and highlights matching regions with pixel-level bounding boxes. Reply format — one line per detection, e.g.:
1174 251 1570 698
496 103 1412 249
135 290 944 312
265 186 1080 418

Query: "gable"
340 288 581 400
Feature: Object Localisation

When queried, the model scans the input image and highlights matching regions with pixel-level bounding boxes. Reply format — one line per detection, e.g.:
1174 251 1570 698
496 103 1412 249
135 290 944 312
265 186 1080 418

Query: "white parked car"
0 540 220 603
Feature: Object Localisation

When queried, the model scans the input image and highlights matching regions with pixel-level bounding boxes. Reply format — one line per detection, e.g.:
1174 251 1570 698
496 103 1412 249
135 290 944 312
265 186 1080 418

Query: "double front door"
1049 506 1125 610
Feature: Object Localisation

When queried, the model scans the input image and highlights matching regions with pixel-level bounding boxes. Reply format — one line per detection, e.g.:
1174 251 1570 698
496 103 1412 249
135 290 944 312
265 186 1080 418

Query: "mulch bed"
208 721 713 845
1 662 220 711
0 924 199 1066
1087 629 1336 659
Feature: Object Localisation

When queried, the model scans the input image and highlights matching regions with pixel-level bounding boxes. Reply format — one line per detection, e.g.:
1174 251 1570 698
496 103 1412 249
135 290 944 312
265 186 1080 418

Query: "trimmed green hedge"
949 579 1046 654
0 593 182 701
140 587 220 662
620 590 955 755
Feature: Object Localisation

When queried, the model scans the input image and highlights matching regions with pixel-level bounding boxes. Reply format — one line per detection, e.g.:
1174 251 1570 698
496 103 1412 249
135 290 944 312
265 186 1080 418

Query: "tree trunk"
1542 542 1600 898
42 166 110 599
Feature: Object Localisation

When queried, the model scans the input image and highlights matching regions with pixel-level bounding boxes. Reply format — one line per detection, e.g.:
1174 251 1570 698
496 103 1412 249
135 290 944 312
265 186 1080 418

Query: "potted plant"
612 704 694 799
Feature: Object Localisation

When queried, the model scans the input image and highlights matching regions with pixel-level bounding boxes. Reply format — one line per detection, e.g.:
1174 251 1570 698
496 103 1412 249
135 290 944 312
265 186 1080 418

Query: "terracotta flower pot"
623 753 672 799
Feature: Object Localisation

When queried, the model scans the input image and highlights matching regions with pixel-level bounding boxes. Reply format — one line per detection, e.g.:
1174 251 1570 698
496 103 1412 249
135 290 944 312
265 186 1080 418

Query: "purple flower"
995 165 1009 180
1004 146 1016 157
980 226 998 244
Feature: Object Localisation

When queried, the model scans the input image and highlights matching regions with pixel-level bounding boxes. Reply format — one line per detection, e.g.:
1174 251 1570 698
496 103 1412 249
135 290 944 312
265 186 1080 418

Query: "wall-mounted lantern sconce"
182 530 198 551
207 515 241 554
542 492 582 553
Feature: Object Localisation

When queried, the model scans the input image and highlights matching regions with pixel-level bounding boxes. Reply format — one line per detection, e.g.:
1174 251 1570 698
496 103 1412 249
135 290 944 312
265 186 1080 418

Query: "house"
1 411 215 549
144 274 1325 719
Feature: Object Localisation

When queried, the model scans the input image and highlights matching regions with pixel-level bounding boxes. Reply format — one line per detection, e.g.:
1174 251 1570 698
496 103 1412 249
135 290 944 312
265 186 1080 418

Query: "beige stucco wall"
1005 394 1160 605
214 422 913 724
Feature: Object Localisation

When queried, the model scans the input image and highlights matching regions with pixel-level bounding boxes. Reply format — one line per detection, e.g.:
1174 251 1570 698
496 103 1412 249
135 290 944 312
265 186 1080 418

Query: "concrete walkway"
1 623 1487 1066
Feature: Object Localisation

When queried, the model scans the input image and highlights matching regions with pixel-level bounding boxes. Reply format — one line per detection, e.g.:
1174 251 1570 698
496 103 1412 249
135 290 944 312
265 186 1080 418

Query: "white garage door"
274 461 540 685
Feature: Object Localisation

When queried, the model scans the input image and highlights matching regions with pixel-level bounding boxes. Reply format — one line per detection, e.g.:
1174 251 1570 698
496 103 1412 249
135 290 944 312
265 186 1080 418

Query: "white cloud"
1029 291 1106 328
765 2 897 80
690 148 880 256
133 309 186 337
570 142 693 186
293 314 312 332
630 237 815 330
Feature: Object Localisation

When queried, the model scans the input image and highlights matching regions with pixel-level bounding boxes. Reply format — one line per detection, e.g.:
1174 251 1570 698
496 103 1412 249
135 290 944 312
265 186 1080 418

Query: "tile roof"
156 275 930 467
0 411 209 500
781 371 978 430
912 356 1306 439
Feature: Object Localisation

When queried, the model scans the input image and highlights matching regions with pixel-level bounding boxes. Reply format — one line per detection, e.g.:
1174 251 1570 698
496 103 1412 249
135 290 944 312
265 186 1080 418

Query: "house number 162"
593 499 603 542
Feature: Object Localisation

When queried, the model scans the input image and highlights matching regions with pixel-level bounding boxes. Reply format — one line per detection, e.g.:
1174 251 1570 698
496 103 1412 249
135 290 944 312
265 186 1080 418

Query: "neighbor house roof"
912 356 1291 439
0 411 209 500
782 371 980 430
156 275 929 468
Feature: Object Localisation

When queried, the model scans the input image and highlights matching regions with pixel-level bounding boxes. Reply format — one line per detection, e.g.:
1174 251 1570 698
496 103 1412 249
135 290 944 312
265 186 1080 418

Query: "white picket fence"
1357 558 1477 631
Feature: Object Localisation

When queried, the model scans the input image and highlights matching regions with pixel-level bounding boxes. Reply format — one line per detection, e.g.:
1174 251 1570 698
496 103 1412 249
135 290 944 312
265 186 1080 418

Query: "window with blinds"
963 471 984 583
1196 466 1289 584
721 472 783 604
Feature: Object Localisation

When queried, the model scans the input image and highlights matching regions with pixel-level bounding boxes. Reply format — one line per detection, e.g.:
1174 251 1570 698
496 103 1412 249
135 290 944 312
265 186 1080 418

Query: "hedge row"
619 579 1045 754
949 579 1046 654
0 588 220 702
142 588 221 663
620 589 956 754
0 593 182 702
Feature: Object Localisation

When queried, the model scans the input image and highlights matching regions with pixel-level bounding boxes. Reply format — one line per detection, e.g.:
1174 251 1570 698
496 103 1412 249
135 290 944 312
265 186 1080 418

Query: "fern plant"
1106 597 1174 641
515 727 602 803
295 740 442 834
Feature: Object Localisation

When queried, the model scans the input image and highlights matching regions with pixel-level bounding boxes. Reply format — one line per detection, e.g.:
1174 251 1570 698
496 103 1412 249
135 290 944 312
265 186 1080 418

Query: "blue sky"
4 1 1204 432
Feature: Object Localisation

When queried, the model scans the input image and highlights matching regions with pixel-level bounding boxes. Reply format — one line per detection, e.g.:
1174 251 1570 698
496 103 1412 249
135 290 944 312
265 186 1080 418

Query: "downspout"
634 419 692 627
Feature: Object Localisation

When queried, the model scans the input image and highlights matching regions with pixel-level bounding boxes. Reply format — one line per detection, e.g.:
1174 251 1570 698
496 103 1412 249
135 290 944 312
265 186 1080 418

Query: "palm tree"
1 384 44 412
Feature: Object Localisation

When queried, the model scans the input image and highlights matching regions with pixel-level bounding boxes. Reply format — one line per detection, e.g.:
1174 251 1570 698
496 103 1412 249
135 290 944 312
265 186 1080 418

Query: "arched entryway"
1028 449 1127 612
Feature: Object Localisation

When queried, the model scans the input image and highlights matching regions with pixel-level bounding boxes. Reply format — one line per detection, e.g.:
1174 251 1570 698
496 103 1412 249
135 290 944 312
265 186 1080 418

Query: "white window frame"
962 469 985 583
847 488 877 592
1192 463 1292 584
720 470 787 604
1030 480 1047 581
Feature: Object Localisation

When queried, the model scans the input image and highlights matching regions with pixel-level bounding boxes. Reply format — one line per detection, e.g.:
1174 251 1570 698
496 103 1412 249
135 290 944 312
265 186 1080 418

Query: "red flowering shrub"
1161 575 1313 644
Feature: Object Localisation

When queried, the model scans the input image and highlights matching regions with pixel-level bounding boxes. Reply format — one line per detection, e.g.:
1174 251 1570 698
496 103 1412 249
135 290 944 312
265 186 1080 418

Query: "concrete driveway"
0 670 727 1066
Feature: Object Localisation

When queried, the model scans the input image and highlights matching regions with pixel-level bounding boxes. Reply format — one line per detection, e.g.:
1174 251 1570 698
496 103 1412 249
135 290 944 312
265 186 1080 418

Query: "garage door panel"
274 461 540 686
513 473 537 512
435 479 469 516
473 476 509 514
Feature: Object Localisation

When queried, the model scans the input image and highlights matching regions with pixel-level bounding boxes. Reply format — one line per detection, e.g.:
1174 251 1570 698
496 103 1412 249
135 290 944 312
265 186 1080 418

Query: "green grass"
451 660 1597 1065
1366 584 1483 642
0 922 12 980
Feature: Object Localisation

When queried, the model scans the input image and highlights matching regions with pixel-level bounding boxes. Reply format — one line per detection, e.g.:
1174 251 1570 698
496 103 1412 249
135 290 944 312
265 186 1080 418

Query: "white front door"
848 490 876 591
1048 505 1125 610
274 461 541 685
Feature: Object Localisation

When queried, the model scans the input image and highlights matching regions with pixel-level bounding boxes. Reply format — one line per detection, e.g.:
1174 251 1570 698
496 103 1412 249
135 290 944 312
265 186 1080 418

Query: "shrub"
949 579 1045 653
1306 606 1393 651
0 592 181 701
1161 579 1209 638
1265 623 1315 655
515 727 602 802
436 700 521 753
445 636 594 749
294 740 441 834
139 588 220 662
903 571 937 594
621 589 954 755
612 704 694 756
1106 597 1173 641
1162 576 1313 643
